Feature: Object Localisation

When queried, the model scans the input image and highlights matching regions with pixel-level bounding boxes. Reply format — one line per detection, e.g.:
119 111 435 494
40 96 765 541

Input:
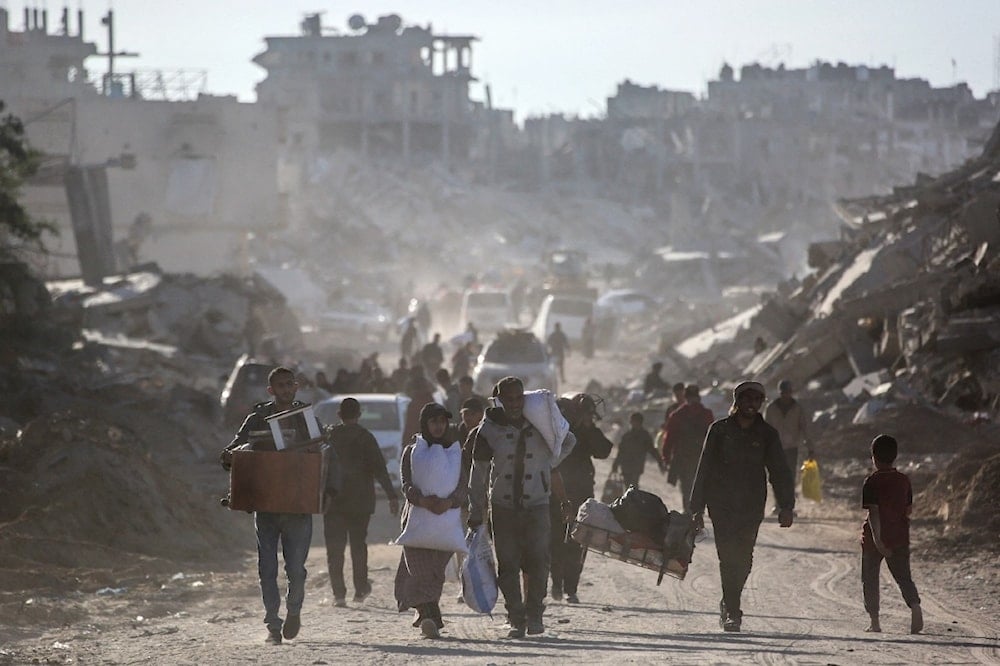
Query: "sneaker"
722 609 742 633
265 629 282 645
565 593 579 604
353 585 372 603
527 618 544 635
282 614 300 640
910 604 923 634
334 597 347 608
550 584 563 601
420 618 440 639
507 624 526 639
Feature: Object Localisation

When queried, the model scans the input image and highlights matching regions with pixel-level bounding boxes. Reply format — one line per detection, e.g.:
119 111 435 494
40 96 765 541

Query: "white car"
313 393 411 488
316 299 394 341
531 294 594 344
460 289 514 336
594 289 658 319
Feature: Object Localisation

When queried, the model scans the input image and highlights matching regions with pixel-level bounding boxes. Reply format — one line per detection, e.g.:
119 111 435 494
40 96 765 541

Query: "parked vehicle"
459 289 513 336
315 298 394 341
471 328 557 396
531 294 594 344
313 393 411 488
594 289 657 319
220 354 272 428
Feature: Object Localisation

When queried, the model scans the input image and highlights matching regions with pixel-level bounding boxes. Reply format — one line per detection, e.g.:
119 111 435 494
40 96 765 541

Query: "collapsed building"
1 7 279 279
667 119 1000 429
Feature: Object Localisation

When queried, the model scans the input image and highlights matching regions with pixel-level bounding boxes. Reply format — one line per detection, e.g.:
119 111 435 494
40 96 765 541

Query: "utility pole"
97 10 139 96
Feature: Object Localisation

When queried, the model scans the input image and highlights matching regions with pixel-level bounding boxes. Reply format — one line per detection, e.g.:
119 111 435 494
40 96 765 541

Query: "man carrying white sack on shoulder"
468 376 577 639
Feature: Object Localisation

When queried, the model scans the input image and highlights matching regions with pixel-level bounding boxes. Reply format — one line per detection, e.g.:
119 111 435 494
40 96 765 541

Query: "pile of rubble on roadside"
0 261 316 594
625 119 1000 542
660 119 1000 425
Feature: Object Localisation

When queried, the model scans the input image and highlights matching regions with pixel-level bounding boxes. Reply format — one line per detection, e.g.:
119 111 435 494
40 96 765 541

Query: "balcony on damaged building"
254 12 478 163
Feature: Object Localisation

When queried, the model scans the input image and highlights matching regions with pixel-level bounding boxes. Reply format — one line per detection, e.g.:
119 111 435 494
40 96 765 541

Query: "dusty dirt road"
3 454 998 666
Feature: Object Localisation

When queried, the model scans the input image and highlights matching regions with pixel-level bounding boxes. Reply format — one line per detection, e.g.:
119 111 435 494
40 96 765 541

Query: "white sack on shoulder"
496 389 569 458
393 437 468 554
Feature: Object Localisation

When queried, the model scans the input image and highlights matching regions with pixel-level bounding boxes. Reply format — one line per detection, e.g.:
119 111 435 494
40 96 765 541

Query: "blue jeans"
255 511 313 631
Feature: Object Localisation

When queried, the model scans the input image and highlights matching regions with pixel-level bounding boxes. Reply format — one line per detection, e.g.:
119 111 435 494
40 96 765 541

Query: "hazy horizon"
8 1 1000 121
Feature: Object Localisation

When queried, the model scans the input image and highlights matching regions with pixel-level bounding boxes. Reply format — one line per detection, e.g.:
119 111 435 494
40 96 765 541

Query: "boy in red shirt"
861 434 922 634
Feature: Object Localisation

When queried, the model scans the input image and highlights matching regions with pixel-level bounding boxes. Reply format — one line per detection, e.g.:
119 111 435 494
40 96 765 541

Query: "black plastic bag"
609 486 670 544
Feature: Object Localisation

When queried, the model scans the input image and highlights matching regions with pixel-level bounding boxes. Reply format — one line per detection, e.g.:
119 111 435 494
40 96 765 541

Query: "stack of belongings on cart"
571 486 695 584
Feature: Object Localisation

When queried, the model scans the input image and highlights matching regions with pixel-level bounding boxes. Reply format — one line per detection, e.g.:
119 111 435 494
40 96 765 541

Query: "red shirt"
861 468 912 550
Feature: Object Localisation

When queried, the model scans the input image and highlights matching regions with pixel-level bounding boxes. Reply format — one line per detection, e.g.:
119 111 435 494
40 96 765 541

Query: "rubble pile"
655 121 1000 539
670 121 1000 423
47 267 303 363
0 262 277 594
289 152 664 283
914 440 1000 543
0 404 247 592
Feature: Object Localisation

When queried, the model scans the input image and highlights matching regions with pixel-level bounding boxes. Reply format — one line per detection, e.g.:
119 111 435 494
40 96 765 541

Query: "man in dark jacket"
219 366 333 645
689 381 794 633
663 385 715 509
550 393 613 604
323 398 400 607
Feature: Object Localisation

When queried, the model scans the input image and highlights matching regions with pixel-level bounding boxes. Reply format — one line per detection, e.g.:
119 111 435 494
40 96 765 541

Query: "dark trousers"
323 510 371 599
709 510 761 617
549 499 586 595
784 448 799 484
862 545 920 615
492 504 550 625
669 457 697 513
621 469 642 489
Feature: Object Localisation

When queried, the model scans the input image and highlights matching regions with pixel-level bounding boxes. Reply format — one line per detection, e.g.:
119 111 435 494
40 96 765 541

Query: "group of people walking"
222 359 922 645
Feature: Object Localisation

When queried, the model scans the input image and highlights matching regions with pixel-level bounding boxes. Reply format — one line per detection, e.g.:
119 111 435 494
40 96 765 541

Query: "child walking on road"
861 434 922 634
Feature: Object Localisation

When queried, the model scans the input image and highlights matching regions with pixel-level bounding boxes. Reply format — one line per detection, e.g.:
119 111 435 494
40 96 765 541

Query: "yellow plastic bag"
800 458 823 502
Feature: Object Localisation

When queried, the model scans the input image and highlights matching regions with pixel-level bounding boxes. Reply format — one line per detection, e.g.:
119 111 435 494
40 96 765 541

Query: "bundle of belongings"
570 487 695 584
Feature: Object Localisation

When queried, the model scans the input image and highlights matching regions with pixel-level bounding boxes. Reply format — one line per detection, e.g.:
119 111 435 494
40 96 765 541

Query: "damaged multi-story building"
255 13 478 163
1 7 279 280
513 60 1000 282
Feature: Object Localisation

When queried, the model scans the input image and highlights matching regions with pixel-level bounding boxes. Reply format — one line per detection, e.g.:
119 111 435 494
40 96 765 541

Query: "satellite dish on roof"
347 14 366 31
383 14 402 32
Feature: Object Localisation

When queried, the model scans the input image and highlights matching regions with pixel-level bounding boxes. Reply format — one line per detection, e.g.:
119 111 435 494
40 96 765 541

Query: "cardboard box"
228 444 329 514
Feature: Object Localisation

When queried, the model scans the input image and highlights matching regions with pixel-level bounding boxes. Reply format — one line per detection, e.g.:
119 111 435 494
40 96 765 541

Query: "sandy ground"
2 351 998 665
3 453 998 666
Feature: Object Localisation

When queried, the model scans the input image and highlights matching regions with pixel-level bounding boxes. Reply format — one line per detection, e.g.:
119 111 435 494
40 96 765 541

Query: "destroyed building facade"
1 7 279 278
254 13 478 164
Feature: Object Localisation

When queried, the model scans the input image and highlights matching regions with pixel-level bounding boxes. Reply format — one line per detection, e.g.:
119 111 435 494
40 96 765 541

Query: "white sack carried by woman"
393 436 468 554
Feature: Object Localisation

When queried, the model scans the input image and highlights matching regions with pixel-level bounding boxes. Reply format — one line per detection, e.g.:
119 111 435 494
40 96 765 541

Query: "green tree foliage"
0 100 55 254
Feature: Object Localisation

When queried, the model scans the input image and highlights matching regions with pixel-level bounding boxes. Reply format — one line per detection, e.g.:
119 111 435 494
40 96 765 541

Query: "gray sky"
39 0 1000 121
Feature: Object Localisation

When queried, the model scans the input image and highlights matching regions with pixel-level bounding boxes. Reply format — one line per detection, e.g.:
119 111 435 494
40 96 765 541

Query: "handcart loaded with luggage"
570 486 696 585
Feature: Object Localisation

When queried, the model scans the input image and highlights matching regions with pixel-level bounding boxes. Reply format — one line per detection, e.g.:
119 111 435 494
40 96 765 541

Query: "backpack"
609 486 670 544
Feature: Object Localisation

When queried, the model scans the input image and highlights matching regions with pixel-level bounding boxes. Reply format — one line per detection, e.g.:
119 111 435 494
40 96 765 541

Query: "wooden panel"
229 445 328 514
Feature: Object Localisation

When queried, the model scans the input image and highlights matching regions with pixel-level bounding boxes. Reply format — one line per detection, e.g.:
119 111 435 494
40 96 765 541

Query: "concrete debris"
669 119 1000 422
47 264 303 363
